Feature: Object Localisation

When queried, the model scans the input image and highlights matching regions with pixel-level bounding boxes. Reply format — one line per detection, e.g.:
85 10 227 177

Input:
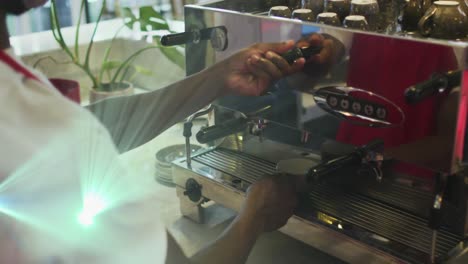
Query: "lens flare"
77 193 107 227
0 110 151 241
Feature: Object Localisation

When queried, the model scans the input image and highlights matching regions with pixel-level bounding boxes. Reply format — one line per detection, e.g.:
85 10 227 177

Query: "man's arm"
87 41 305 153
165 175 298 264
165 216 260 264
86 64 226 153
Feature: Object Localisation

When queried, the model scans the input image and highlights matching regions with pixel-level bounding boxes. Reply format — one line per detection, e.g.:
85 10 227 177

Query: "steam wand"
183 105 214 168
429 173 448 263
405 70 461 104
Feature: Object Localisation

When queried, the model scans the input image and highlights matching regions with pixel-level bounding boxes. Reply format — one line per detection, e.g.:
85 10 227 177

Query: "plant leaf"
122 7 137 28
139 6 169 31
132 65 153 76
102 60 123 71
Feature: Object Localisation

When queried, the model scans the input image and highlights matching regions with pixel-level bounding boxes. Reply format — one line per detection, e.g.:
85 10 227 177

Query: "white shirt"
0 49 167 264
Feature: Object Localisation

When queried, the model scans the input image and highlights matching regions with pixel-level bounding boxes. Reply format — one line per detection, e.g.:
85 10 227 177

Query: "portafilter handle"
306 139 384 183
196 117 248 144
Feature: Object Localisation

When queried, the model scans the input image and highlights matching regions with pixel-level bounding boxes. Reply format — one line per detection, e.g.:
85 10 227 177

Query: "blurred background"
7 0 197 36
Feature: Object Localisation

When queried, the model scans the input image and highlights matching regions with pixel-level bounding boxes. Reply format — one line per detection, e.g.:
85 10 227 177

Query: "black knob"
183 122 193 138
184 178 202 202
161 31 197 46
281 46 322 65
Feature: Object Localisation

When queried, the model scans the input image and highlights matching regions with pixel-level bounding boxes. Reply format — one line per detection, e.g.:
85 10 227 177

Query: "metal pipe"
184 105 214 168
431 230 438 263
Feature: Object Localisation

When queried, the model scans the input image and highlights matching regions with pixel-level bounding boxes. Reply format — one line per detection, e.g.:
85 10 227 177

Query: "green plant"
50 0 184 91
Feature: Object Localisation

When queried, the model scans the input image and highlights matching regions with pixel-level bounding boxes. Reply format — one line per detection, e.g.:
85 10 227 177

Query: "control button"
328 96 338 107
352 102 361 113
364 104 374 116
340 99 350 109
376 108 387 119
184 178 202 202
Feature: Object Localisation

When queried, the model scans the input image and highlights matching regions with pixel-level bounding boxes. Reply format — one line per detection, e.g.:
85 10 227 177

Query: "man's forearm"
190 214 262 264
87 64 226 153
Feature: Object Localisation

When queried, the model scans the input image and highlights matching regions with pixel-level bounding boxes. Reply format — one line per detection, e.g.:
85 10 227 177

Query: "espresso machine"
162 1 468 263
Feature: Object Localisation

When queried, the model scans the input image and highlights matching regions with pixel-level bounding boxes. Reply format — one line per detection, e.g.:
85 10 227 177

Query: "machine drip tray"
174 147 463 263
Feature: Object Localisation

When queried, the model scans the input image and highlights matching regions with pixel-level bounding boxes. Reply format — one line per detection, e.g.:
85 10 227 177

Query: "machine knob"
184 178 202 202
281 46 322 65
160 26 228 51
161 30 200 46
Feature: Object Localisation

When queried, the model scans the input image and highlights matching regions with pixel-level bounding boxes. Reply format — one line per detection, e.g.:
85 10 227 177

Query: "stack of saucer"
155 144 203 186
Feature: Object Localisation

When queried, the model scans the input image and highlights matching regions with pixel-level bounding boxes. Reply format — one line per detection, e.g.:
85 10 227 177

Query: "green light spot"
77 193 106 227
78 210 94 227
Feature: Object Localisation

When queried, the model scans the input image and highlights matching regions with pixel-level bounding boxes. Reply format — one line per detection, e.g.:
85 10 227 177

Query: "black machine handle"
161 26 228 48
161 31 197 46
281 46 323 65
306 139 383 183
404 70 461 104
196 117 248 144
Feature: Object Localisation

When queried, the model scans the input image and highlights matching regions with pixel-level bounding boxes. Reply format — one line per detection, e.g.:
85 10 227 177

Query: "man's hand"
296 33 344 76
238 174 298 233
222 41 305 96
188 175 298 264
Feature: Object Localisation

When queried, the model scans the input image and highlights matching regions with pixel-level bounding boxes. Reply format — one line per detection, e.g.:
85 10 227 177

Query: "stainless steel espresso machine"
162 1 468 263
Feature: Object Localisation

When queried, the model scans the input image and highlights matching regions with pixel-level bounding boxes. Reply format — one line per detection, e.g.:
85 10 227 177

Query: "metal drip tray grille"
362 183 433 217
192 148 461 258
193 148 277 183
307 186 461 257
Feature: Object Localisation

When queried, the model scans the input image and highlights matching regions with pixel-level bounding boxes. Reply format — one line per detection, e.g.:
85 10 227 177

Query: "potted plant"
49 0 184 103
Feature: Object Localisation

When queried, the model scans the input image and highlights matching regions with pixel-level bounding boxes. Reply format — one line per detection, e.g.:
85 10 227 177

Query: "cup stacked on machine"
316 12 342 25
324 0 351 22
269 5 293 17
263 0 468 39
292 8 315 21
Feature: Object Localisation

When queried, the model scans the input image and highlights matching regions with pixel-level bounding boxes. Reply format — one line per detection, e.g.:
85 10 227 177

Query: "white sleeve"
0 69 167 264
